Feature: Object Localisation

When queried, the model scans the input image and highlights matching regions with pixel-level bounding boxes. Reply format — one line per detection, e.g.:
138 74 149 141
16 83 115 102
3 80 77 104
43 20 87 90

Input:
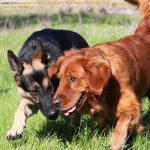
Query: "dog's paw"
109 131 125 150
137 123 146 134
6 126 24 140
110 139 122 150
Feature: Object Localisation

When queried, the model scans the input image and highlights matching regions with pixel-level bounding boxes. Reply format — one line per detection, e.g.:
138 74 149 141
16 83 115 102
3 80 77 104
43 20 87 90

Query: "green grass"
0 14 150 150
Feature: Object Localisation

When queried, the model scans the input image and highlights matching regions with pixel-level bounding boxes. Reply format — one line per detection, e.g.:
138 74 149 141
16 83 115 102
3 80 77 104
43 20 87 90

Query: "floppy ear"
83 57 111 95
33 39 50 64
7 50 24 85
47 56 65 78
47 64 58 78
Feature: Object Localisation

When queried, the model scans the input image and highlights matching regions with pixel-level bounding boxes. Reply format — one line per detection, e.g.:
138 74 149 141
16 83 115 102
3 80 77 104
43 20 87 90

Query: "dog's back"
94 0 150 99
19 28 89 63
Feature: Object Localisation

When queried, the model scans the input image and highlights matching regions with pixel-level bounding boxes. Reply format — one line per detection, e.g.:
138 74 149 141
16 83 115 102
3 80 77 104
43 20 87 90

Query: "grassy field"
0 14 150 150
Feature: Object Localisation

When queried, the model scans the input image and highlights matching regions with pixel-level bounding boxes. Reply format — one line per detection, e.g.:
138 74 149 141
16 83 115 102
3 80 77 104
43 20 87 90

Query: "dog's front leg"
6 99 38 140
109 114 131 150
109 90 141 150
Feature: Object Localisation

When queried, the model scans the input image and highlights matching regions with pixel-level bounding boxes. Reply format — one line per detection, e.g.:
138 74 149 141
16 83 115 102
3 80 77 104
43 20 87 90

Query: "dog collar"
101 96 106 103
98 94 106 103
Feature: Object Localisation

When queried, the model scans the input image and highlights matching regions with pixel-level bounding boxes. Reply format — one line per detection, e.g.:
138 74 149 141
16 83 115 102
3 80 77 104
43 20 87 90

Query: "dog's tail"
125 0 150 18
125 0 139 6
126 0 150 35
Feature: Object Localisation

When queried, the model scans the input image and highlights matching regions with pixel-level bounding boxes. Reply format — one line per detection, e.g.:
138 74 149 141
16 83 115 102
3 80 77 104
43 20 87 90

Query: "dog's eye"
69 76 77 83
28 85 39 95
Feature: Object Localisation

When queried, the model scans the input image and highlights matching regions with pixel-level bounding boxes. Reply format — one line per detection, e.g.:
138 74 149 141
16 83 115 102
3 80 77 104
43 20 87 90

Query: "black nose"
53 97 62 108
42 108 59 120
47 109 59 120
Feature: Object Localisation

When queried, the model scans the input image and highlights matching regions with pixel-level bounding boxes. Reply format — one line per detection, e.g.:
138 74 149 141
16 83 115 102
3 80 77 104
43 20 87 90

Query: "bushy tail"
125 0 150 18
126 0 150 35
125 0 139 6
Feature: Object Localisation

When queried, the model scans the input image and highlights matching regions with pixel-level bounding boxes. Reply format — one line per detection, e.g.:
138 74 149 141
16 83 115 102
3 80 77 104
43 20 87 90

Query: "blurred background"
2 1 149 150
0 0 139 30
0 0 137 15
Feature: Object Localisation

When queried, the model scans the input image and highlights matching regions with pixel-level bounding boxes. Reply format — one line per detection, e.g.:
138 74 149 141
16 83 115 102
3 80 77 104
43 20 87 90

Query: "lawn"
0 14 150 150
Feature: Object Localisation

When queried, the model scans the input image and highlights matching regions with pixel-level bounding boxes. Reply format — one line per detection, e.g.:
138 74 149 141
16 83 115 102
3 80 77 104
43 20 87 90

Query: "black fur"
8 28 89 120
19 28 89 63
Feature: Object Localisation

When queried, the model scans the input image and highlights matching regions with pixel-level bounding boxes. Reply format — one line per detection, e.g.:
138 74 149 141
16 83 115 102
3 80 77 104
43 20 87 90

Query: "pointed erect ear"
33 39 50 65
7 50 24 85
83 57 111 95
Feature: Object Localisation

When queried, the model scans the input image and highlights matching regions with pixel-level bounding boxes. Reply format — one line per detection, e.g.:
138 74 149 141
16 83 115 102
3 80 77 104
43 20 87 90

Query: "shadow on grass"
36 116 92 142
124 126 150 150
124 100 150 149
36 116 147 149
36 116 111 144
36 117 114 150
124 131 137 150
36 119 77 142
142 110 150 126
36 100 150 148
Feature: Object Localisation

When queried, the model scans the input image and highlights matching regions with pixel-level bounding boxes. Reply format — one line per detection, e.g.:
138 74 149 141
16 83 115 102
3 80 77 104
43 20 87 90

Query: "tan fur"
32 59 45 70
22 63 33 75
17 87 39 103
6 99 34 139
42 78 49 88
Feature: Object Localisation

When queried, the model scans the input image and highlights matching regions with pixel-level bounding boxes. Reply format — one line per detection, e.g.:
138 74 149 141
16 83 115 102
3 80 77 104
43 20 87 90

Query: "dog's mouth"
64 92 86 116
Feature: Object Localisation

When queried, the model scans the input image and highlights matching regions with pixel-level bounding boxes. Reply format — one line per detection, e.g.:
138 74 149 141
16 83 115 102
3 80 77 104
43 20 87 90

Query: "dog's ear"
47 56 65 78
7 50 24 85
33 39 50 64
83 57 111 95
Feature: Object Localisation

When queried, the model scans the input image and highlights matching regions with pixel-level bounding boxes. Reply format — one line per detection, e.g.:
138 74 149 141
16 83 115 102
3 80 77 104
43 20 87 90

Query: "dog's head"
7 41 59 120
48 48 111 116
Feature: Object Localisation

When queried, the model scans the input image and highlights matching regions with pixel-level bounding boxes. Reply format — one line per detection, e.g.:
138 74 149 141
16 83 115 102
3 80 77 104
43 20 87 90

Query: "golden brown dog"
48 0 150 149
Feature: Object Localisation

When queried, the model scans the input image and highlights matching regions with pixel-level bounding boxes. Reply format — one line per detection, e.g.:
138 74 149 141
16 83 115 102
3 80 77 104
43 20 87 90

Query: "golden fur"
48 0 150 149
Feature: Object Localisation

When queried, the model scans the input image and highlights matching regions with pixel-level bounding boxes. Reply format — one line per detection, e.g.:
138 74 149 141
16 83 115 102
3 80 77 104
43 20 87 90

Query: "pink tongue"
64 106 76 116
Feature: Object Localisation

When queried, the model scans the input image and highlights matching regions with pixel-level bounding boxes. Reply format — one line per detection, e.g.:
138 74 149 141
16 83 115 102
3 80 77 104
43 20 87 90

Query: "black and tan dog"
6 28 89 140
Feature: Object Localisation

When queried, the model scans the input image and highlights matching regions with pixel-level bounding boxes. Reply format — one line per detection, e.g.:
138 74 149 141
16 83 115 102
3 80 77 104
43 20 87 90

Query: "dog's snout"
47 109 59 120
53 97 62 108
42 107 59 120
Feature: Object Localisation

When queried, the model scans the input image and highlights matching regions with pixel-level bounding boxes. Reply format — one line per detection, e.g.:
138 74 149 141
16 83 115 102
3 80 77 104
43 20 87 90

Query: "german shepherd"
6 28 89 140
